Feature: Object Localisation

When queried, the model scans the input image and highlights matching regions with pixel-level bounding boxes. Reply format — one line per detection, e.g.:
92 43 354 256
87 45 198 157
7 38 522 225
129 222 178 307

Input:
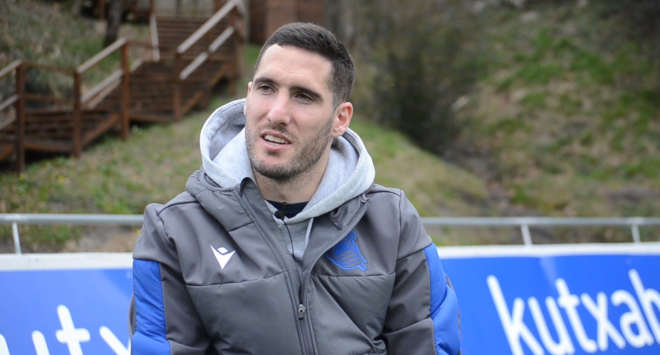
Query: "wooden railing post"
73 72 82 157
149 0 154 17
121 42 130 140
228 7 238 95
173 52 182 121
15 64 25 173
99 0 106 20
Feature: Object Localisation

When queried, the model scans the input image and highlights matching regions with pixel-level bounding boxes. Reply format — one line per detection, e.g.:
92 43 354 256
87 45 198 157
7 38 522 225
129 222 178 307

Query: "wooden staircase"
0 0 245 173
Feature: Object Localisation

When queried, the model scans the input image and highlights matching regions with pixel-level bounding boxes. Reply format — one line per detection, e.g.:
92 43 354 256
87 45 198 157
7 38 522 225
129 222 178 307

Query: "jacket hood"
198 98 375 222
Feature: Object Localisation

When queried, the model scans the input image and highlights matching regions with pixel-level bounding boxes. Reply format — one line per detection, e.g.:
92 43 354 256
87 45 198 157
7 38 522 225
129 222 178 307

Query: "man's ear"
332 102 353 138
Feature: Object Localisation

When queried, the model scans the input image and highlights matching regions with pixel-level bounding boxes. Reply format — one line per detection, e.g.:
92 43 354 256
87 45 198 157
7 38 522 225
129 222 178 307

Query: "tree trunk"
104 0 123 47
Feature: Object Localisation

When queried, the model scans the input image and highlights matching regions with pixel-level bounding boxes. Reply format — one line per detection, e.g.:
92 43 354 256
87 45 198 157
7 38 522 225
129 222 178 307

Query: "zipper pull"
298 304 306 319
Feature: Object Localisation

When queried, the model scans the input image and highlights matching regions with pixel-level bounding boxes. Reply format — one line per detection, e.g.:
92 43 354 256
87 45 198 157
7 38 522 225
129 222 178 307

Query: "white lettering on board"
32 331 50 355
487 275 544 355
0 334 9 355
488 269 660 354
556 279 597 353
630 269 660 343
611 289 654 347
100 326 131 355
580 292 625 351
55 305 90 355
528 297 574 354
2 305 129 355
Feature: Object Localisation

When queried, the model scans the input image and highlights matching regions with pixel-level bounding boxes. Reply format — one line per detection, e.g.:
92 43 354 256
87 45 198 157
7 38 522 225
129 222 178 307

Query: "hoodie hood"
199 98 375 223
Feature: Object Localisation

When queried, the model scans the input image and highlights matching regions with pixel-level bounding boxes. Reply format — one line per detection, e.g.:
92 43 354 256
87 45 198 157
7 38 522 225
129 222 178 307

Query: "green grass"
453 2 660 240
1 0 150 101
351 120 488 218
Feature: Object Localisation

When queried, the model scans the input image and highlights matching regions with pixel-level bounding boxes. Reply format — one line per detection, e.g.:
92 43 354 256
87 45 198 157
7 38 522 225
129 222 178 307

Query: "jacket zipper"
297 198 370 355
234 189 309 355
236 185 370 355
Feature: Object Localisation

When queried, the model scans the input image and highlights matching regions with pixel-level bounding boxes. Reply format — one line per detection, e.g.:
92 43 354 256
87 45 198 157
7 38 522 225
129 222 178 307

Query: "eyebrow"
253 77 324 103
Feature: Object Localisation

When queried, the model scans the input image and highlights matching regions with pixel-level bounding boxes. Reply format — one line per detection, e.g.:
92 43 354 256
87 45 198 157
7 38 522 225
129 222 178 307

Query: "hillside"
0 0 149 101
447 2 660 229
345 1 660 243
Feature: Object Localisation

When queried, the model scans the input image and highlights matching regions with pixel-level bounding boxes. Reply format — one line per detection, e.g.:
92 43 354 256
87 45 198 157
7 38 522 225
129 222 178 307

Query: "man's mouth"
263 134 289 145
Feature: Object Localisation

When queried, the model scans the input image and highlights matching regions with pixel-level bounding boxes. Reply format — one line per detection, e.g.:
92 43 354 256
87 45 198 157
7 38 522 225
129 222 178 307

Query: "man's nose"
267 93 292 125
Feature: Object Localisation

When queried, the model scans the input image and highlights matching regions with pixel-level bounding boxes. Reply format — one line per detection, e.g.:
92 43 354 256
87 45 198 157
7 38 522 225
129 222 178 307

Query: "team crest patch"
325 231 368 271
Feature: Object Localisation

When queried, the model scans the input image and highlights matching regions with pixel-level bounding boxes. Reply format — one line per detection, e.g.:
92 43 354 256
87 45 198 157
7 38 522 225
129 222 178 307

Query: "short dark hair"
254 23 355 107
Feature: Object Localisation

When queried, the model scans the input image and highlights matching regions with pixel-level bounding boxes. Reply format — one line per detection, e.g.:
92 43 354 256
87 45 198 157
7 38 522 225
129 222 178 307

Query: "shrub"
333 0 489 155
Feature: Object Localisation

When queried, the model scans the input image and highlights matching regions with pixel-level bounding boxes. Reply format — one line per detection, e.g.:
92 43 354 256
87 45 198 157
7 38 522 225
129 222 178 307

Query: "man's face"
244 45 345 182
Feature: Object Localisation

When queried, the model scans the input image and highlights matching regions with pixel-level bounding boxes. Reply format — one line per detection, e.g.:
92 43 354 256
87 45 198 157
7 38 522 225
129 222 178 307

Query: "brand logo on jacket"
211 246 235 270
325 230 368 271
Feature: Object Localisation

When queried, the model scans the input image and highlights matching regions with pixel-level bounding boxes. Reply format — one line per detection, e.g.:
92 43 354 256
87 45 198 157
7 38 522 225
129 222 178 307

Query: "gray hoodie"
200 99 376 262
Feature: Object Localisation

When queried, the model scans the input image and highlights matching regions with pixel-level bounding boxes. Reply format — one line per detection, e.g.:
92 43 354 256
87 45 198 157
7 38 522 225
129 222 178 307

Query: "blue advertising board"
1 244 659 355
439 244 660 355
0 254 133 355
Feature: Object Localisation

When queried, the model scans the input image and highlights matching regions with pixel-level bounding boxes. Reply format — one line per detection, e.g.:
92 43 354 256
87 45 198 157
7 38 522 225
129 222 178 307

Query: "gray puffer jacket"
130 99 460 355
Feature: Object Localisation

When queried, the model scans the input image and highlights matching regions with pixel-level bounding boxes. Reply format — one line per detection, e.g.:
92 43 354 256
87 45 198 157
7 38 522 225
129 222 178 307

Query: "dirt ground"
0 226 139 254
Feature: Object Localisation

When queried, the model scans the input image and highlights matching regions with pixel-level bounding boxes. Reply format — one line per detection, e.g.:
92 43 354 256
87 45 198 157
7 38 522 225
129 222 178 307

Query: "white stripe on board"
0 253 132 271
1 242 660 271
436 242 660 259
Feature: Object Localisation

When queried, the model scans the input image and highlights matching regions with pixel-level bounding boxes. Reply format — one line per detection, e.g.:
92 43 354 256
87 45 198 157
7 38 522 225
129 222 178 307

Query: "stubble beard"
246 115 334 183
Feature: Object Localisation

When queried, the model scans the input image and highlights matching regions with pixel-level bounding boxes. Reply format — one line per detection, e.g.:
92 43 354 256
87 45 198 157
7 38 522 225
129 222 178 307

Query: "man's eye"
258 85 274 93
296 94 313 102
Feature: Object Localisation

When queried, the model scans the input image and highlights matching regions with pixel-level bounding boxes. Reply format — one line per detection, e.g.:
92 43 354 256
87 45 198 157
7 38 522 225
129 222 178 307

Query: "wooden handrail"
179 27 234 81
176 0 241 55
180 53 208 81
0 95 18 114
81 69 123 104
209 27 234 53
77 38 128 74
0 60 21 80
233 0 246 16
150 14 160 62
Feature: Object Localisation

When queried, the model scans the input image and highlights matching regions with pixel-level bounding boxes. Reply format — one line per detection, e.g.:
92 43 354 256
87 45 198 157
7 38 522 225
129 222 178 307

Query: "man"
130 23 460 354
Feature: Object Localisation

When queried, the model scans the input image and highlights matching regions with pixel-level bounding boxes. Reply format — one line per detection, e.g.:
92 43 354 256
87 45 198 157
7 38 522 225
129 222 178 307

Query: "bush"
333 0 489 155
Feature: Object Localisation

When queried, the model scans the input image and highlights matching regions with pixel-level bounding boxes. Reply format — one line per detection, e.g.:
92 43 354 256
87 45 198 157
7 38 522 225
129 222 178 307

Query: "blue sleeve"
424 244 461 355
130 204 211 355
132 259 171 354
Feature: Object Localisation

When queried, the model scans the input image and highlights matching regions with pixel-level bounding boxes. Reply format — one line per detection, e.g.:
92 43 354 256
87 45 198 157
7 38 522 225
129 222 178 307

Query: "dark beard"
246 116 334 182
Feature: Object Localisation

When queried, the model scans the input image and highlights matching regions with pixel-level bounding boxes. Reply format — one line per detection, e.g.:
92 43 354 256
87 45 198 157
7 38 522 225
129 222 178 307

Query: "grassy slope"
0 1 490 250
1 0 149 99
448 3 660 242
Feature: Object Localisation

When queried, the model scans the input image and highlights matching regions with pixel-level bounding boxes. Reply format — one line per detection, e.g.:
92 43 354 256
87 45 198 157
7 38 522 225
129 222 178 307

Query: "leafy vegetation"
449 2 660 241
347 0 488 156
